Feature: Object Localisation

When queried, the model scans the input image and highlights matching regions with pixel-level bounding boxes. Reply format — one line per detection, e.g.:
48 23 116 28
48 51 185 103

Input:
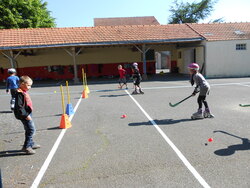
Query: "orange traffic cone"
82 89 88 99
59 114 72 129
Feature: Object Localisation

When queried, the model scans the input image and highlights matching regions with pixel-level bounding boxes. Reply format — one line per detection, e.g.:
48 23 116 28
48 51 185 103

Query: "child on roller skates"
131 62 144 94
6 68 19 111
188 63 214 119
117 65 128 89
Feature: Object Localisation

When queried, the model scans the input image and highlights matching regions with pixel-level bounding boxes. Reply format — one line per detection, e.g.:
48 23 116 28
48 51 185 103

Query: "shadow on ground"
214 130 250 156
0 150 27 157
128 118 194 126
0 111 13 114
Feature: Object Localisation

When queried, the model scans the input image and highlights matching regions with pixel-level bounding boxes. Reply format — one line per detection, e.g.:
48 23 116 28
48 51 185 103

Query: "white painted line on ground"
6 81 248 98
238 83 250 87
30 96 82 188
142 85 191 90
142 82 250 90
211 82 250 86
125 90 210 188
92 81 250 92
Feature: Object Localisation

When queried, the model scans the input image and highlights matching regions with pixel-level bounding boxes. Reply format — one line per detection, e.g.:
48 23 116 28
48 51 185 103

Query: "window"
236 44 246 50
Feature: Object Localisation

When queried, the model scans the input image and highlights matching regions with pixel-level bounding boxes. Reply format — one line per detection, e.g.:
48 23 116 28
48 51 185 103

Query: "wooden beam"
64 47 82 83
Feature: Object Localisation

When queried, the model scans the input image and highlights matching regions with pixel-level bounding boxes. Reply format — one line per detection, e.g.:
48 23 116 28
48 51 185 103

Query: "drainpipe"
203 45 206 77
199 45 206 76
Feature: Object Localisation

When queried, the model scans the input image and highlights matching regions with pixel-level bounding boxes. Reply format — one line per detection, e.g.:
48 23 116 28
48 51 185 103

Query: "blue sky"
45 0 250 28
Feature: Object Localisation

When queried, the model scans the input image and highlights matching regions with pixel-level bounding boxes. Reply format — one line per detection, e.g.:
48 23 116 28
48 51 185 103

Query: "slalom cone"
84 73 90 94
59 114 72 129
66 103 74 116
85 85 90 94
82 89 88 99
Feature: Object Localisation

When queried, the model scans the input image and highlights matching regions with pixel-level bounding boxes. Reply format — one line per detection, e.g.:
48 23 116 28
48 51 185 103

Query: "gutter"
0 38 204 51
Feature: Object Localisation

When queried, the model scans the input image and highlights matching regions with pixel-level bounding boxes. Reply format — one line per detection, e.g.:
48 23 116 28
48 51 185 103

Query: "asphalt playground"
0 75 250 188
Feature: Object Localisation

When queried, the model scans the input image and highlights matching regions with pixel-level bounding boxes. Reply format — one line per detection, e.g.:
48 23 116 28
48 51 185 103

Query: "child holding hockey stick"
188 63 214 119
131 62 144 94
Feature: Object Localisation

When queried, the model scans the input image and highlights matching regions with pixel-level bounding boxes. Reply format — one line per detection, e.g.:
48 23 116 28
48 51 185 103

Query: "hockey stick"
169 94 193 107
239 104 250 107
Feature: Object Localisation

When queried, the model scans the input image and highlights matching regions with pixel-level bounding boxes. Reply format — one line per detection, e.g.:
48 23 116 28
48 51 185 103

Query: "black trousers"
198 95 209 109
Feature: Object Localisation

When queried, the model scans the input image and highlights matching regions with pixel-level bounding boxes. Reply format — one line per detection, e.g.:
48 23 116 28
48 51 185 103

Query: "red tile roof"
94 16 160 26
0 24 202 50
187 22 250 41
1 22 250 50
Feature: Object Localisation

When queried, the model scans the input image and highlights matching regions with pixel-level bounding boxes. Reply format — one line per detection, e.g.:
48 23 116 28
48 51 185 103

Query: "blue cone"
66 103 74 116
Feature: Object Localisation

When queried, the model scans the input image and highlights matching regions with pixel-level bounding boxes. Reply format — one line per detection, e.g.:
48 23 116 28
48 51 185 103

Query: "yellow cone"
85 85 90 94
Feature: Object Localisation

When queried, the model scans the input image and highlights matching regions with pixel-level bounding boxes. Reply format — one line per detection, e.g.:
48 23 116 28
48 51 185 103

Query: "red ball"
208 138 213 142
121 114 126 118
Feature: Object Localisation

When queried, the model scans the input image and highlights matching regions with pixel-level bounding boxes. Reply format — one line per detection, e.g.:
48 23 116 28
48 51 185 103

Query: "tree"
0 0 56 29
168 0 222 24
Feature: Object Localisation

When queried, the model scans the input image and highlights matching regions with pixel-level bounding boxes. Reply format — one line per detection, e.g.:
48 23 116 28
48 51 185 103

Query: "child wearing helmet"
131 62 144 94
188 63 214 119
6 68 19 111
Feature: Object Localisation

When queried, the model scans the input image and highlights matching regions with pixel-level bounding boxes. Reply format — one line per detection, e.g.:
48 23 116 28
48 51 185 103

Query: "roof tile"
0 24 201 49
187 22 250 41
2 22 249 50
94 16 160 26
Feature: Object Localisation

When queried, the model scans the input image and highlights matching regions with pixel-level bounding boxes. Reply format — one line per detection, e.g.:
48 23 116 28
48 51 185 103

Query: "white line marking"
30 96 82 188
142 82 250 90
125 90 210 188
238 83 250 87
7 81 248 97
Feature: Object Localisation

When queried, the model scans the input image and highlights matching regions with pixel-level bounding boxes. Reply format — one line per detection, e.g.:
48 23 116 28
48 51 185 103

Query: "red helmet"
188 63 199 70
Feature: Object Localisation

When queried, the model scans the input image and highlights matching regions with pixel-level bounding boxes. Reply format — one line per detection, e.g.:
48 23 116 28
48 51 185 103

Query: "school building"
0 16 250 82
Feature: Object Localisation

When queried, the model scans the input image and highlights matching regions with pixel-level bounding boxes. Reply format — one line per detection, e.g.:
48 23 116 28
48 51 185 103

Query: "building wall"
0 45 178 68
0 46 142 68
0 43 182 80
177 46 204 74
206 40 250 77
0 45 170 80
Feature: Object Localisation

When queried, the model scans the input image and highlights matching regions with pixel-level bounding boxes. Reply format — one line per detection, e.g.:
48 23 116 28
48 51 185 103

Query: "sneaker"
23 147 36 155
22 144 41 151
32 144 41 149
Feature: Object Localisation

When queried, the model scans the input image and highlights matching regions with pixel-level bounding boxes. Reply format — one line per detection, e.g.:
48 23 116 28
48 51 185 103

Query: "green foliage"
168 0 218 24
0 0 56 29
209 17 224 23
